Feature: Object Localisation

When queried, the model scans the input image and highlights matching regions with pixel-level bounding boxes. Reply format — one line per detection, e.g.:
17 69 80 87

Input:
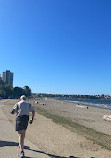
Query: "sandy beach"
1 98 111 158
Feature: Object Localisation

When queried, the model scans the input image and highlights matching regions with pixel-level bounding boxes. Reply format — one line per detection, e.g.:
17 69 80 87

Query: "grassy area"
34 106 111 151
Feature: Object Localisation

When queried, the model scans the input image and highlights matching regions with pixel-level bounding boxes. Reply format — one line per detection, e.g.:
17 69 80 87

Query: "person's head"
20 95 26 101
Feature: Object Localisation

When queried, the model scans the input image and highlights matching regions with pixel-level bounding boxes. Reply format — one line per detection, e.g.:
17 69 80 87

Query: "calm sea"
59 98 111 109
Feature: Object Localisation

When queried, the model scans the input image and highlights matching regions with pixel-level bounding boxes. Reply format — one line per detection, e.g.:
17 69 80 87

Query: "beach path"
0 100 50 158
1 99 111 158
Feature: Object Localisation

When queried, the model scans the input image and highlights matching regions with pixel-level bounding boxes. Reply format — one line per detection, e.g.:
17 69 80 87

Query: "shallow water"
59 98 111 109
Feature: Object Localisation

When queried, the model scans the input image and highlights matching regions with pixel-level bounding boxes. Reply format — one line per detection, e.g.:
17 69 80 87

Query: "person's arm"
11 103 18 115
11 109 15 114
29 110 35 124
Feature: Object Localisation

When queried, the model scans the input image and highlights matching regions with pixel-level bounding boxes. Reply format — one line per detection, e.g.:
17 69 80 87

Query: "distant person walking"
11 95 35 157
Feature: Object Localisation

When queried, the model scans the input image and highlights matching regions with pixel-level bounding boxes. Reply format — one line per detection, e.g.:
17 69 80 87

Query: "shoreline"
1 99 111 157
57 98 111 110
34 106 111 149
33 98 111 151
33 98 111 136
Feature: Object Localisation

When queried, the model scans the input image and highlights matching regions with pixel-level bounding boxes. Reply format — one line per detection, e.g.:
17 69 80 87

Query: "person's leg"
18 130 26 151
22 130 26 148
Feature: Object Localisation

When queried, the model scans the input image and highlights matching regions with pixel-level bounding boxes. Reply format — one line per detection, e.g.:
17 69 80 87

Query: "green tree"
14 87 24 98
23 86 31 97
0 80 5 85
0 85 5 98
0 84 13 98
4 84 14 98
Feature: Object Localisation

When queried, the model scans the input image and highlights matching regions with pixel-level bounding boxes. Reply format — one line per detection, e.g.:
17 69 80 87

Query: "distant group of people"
11 95 35 157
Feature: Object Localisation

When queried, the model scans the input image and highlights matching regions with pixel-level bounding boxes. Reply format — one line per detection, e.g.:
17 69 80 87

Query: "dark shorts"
16 115 29 131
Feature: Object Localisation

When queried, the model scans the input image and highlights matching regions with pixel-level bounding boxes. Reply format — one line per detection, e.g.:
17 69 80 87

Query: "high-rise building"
2 70 13 86
0 74 2 81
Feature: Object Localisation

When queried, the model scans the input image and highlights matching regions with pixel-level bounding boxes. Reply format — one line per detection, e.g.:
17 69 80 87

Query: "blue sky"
0 0 111 95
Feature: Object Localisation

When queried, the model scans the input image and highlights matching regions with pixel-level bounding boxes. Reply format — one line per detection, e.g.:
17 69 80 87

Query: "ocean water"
59 98 111 109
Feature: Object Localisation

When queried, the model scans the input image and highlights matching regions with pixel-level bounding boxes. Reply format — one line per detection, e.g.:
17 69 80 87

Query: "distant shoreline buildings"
0 70 13 86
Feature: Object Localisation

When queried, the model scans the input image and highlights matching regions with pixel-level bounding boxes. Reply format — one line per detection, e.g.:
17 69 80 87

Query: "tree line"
33 93 110 99
0 80 31 99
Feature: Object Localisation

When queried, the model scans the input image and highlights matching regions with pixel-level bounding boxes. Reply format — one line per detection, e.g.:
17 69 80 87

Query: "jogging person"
11 95 35 157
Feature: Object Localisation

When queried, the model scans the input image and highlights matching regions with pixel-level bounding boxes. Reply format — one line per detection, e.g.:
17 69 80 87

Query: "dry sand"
1 98 111 158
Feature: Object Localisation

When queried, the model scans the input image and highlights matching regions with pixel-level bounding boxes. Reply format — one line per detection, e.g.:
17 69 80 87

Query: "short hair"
20 95 26 100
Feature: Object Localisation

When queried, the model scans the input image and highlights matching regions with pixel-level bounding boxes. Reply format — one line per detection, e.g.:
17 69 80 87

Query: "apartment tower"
2 70 13 86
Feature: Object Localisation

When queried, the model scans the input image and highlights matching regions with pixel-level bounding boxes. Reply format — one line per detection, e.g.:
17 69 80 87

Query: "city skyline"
0 69 110 95
0 70 13 86
0 1 111 95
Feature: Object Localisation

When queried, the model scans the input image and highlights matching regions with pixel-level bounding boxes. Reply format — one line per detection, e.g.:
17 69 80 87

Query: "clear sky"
0 0 111 95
